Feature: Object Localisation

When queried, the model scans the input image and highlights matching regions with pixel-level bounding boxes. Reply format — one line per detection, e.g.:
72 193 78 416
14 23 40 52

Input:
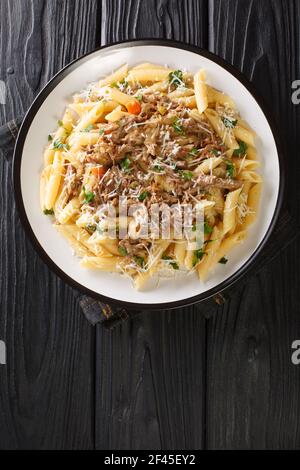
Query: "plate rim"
13 38 285 310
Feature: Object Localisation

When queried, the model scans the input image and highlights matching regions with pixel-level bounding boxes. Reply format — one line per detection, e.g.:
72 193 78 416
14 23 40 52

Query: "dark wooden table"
1 0 300 450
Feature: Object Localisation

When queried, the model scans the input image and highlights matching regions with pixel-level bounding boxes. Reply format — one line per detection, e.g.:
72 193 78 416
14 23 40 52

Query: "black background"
0 0 300 450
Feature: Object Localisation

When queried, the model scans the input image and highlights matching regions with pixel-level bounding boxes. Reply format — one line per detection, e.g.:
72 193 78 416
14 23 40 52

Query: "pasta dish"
40 63 261 290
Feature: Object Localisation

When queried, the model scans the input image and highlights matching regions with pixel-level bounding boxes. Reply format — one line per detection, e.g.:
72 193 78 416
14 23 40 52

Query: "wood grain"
101 0 208 46
0 0 98 449
96 308 206 450
207 0 300 449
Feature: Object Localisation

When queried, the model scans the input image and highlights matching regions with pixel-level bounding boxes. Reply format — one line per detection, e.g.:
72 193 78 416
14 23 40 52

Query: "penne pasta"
197 224 223 281
44 151 65 211
80 256 122 272
204 108 239 149
98 64 128 87
41 62 262 290
199 230 247 281
194 156 223 175
127 68 172 84
194 69 208 114
234 125 256 147
207 86 236 109
223 187 242 235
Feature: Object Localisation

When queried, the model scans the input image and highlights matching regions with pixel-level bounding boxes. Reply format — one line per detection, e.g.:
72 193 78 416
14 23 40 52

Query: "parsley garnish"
219 257 228 264
82 186 95 204
204 221 213 235
188 147 198 158
57 120 63 127
221 116 237 128
162 254 179 270
152 164 163 172
233 140 248 156
48 135 53 142
52 139 70 151
136 94 143 102
138 191 150 202
134 256 145 268
172 117 184 135
99 129 105 136
193 249 206 267
119 79 128 89
120 155 132 172
43 208 54 215
169 70 184 88
118 246 128 257
179 170 193 180
111 79 128 90
226 161 235 178
210 148 221 156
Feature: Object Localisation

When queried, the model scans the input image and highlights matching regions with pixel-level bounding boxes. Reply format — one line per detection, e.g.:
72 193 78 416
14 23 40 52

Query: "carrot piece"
126 100 141 115
92 166 106 178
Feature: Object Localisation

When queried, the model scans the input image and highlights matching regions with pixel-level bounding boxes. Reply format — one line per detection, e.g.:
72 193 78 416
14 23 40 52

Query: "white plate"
14 40 283 309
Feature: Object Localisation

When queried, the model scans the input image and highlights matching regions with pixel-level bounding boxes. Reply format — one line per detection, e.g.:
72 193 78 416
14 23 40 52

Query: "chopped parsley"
138 191 150 202
188 147 198 158
111 79 128 90
152 164 163 172
118 246 128 257
136 94 143 102
43 208 54 215
57 120 63 127
233 140 248 156
133 256 145 268
193 249 206 267
204 221 213 235
169 70 184 88
119 79 128 89
179 170 193 181
226 161 235 178
48 134 53 142
82 186 95 204
221 116 237 128
172 117 184 135
120 155 132 172
219 257 228 264
210 148 221 156
99 129 105 136
52 139 70 151
162 254 179 270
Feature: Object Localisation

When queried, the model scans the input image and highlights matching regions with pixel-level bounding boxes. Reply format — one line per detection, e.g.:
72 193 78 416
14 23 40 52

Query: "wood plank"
96 307 206 450
96 0 209 450
0 0 99 449
100 0 208 46
207 0 300 449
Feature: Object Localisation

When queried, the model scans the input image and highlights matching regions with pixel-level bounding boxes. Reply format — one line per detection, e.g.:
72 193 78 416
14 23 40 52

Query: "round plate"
13 39 284 309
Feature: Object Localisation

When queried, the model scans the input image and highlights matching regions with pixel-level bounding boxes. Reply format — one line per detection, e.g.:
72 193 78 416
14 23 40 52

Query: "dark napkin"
2 116 299 329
